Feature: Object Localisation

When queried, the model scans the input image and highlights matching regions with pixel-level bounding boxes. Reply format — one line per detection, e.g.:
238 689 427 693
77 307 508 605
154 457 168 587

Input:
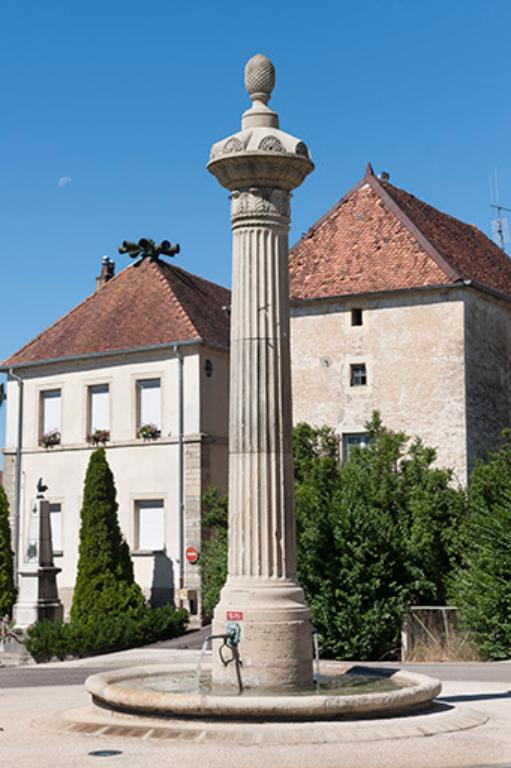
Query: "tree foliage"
295 414 464 659
200 487 228 621
0 485 16 617
71 448 145 624
449 432 511 659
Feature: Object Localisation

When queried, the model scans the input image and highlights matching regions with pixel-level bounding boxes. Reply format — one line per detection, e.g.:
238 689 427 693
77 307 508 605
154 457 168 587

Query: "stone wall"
464 289 511 475
290 288 468 483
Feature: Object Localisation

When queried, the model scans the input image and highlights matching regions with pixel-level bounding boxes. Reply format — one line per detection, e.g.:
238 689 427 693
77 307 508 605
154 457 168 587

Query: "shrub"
296 414 465 659
0 485 16 617
200 488 228 621
450 432 511 659
71 448 145 624
26 605 188 662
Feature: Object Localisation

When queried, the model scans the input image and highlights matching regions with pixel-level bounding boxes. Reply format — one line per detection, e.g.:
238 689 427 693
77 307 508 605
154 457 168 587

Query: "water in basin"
115 670 405 698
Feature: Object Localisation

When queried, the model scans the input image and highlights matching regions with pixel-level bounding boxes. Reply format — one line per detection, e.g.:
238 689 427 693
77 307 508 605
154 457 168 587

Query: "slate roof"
289 164 511 301
2 258 230 368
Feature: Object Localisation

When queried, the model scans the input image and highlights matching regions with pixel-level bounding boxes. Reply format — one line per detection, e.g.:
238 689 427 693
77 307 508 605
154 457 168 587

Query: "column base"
212 578 313 691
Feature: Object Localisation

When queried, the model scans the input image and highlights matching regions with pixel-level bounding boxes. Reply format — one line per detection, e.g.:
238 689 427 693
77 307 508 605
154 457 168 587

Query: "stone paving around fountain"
1 646 511 767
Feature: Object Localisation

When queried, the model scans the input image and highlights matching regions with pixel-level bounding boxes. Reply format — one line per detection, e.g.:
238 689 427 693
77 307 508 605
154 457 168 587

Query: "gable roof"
289 165 511 301
2 258 230 368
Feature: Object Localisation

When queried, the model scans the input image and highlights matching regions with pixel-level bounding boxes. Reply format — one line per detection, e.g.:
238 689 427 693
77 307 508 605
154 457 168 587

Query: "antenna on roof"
490 170 511 251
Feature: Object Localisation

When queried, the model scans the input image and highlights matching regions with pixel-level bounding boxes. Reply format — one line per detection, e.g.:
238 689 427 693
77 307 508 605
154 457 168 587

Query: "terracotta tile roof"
2 259 230 367
289 166 511 301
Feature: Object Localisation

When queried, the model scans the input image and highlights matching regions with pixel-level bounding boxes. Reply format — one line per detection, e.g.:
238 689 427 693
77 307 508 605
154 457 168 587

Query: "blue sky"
2 0 511 459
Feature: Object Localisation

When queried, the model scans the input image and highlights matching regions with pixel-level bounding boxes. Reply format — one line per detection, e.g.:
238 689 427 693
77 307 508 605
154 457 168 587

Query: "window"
89 384 109 432
342 433 370 463
351 308 363 326
137 379 161 431
135 500 165 551
41 389 61 436
49 502 62 555
350 363 367 386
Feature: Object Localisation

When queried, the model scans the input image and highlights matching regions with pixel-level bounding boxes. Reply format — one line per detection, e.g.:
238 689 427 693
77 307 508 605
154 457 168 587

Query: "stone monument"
13 481 63 628
208 54 315 690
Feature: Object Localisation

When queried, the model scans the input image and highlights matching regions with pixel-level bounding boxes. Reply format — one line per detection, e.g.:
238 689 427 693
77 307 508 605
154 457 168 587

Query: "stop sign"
186 546 199 564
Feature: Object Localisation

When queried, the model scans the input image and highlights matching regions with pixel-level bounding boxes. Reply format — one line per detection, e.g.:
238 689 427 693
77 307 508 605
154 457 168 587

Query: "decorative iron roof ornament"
118 238 180 264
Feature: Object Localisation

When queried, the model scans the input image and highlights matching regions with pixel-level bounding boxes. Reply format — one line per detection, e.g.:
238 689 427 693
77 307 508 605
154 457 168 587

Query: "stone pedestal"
208 55 314 690
13 497 63 628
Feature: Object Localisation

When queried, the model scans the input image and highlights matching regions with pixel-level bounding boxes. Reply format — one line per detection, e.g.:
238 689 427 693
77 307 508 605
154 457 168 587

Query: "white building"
1 255 230 621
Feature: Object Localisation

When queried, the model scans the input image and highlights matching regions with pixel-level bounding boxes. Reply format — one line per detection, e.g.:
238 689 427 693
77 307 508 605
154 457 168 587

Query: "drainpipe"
173 345 185 601
8 368 23 586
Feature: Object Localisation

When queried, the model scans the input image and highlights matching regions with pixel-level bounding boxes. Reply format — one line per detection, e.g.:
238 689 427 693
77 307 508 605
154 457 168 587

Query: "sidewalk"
1 640 511 768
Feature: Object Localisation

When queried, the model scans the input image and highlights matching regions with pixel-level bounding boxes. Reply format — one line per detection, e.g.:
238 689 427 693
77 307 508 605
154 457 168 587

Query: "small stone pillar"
208 54 314 690
13 495 63 628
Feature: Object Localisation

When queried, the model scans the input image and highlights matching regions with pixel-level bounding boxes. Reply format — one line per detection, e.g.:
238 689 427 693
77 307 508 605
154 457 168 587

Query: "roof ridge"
366 175 462 283
167 261 230 296
148 260 201 340
382 180 500 245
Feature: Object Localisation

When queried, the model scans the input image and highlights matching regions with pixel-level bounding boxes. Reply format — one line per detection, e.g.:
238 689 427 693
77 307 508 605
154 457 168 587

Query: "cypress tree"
0 485 16 617
71 448 145 624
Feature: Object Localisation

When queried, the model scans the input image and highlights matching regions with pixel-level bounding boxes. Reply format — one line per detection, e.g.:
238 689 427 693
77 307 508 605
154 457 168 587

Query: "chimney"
96 255 115 290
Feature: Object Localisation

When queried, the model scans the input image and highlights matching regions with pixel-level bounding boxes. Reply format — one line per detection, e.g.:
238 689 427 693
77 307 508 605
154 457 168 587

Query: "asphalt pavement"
1 623 510 688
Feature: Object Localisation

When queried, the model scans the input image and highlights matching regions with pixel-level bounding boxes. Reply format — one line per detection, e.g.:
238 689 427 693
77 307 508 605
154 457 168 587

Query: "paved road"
1 623 510 689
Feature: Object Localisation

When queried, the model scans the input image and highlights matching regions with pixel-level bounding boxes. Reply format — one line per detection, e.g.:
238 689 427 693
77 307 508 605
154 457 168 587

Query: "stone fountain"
69 55 448 736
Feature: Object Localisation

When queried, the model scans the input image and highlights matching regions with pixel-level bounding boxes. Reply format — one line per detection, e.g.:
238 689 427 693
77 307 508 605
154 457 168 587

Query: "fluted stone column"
208 55 314 691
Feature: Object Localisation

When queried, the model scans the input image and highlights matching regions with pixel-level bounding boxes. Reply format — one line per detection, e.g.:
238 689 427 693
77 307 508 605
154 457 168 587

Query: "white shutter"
137 500 165 551
49 503 62 553
42 390 61 433
139 379 161 429
90 384 109 431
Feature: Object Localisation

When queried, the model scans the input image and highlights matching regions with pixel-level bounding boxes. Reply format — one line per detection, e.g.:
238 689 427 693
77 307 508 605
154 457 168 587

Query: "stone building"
289 164 511 484
1 255 230 619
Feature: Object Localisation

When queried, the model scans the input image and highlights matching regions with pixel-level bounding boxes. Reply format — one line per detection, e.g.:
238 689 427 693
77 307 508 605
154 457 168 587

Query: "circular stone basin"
86 662 441 721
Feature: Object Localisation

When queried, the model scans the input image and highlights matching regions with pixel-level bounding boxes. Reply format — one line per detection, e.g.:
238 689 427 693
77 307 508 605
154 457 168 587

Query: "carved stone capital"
230 187 290 228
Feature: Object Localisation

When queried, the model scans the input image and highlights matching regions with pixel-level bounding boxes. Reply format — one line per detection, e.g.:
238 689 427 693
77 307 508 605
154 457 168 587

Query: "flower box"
87 429 110 446
137 423 161 440
40 429 61 449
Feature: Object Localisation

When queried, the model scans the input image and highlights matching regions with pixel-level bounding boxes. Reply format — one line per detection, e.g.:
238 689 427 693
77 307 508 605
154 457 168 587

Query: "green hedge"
450 431 511 659
25 605 188 663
